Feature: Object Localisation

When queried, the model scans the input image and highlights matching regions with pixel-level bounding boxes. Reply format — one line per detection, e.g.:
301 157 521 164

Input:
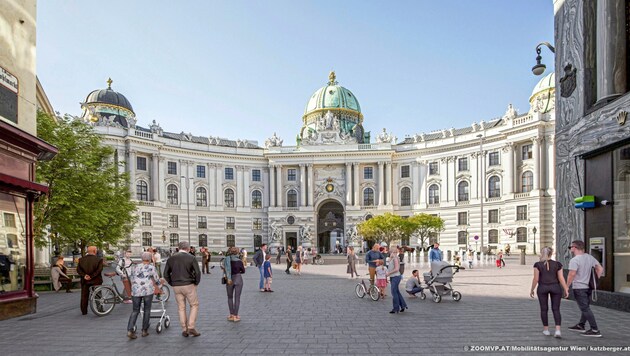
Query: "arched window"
196 187 207 207
457 231 467 245
136 180 148 201
521 171 533 192
428 184 440 204
287 189 298 207
457 181 469 201
198 234 207 247
488 229 498 244
142 232 152 247
169 233 179 247
224 188 235 207
400 187 411 206
251 190 262 209
488 176 501 198
516 227 527 243
167 184 178 205
363 188 374 206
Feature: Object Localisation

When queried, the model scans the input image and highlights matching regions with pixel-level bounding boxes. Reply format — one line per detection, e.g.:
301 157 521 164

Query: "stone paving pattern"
1 255 629 355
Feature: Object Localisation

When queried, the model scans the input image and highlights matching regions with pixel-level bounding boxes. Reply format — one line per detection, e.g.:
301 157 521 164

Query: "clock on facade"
326 183 334 192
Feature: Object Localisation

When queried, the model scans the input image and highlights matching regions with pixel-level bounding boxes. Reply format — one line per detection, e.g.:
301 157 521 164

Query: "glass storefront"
0 192 27 293
612 145 630 294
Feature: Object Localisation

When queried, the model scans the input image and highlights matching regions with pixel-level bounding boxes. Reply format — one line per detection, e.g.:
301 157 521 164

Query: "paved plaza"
1 255 629 355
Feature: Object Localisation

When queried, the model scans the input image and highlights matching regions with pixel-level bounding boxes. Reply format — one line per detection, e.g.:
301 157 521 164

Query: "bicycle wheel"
368 285 380 301
89 286 116 316
355 283 366 298
159 285 170 302
317 258 324 265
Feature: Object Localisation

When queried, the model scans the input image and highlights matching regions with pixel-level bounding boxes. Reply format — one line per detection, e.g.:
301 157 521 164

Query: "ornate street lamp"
532 42 555 76
532 226 538 255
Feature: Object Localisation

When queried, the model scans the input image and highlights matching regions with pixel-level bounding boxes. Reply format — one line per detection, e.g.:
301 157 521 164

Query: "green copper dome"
304 72 361 116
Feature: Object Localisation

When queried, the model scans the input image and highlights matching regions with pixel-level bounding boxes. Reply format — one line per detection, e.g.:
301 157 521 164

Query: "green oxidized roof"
529 72 555 102
304 72 361 115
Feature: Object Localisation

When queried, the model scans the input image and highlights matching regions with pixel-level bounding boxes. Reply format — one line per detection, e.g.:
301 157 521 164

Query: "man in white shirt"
152 247 162 277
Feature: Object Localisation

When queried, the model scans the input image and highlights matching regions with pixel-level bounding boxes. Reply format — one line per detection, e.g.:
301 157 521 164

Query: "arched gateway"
317 200 344 254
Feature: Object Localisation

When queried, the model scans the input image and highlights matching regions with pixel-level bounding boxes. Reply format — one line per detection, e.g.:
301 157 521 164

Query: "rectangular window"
252 169 261 182
488 152 500 166
196 165 206 178
287 169 297 181
137 156 147 171
197 216 207 229
429 162 439 175
521 144 533 160
401 165 410 178
141 212 151 226
168 215 178 228
488 209 499 224
364 167 373 180
458 158 468 172
252 218 262 230
142 232 152 247
3 213 16 228
169 233 179 247
226 235 235 247
516 205 528 221
226 217 235 230
225 167 234 180
457 212 468 226
167 161 177 175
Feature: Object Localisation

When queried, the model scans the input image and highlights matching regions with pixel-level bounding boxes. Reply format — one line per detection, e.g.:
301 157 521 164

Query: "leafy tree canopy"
357 213 417 247
408 213 445 248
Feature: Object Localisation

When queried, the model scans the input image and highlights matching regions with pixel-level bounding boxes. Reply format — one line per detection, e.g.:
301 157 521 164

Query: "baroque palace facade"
81 72 556 255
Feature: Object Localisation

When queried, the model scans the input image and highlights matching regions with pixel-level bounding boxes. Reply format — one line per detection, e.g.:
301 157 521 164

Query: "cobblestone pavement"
1 255 629 355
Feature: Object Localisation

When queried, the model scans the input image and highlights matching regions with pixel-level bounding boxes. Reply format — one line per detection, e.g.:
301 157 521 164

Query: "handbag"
221 275 227 285
292 262 298 270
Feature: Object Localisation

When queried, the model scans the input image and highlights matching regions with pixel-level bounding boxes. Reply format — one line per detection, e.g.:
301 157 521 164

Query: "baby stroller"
134 293 171 334
422 261 463 303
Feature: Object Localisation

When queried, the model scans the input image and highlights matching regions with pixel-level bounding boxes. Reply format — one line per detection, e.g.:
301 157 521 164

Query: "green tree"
34 112 137 255
409 213 445 249
357 213 417 247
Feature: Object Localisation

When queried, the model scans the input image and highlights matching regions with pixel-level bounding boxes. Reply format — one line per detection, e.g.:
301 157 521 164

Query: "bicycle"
89 272 170 316
355 279 380 301
314 254 325 265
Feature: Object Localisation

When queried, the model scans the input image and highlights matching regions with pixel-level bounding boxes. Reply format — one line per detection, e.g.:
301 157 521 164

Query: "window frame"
196 187 207 207
224 188 235 208
488 175 501 198
168 214 179 228
488 151 500 166
287 169 297 181
141 212 151 226
136 156 147 171
401 165 410 178
521 171 533 192
458 157 469 172
142 232 152 247
167 184 179 205
363 187 375 206
226 234 236 247
251 190 262 209
169 233 179 247
252 218 262 230
167 161 177 175
429 162 439 175
197 216 207 229
516 205 528 221
363 166 373 180
196 165 206 178
488 209 499 224
252 169 261 182
224 167 234 180
226 217 235 230
457 181 469 201
428 184 440 204
287 189 298 207
400 187 411 206
457 212 468 226
136 180 148 201
521 144 533 160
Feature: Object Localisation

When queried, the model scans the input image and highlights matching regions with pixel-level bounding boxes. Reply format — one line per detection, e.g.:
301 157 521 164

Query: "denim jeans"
407 286 423 295
573 288 598 330
390 275 407 311
258 265 265 289
127 295 153 332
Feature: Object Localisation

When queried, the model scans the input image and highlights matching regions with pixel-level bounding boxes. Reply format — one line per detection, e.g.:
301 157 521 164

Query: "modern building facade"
82 72 556 258
0 0 58 320
554 0 630 310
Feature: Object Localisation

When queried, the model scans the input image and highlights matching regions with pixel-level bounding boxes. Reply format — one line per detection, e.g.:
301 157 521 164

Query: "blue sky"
37 1 555 145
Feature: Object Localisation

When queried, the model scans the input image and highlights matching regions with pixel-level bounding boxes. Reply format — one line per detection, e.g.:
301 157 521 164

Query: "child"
454 256 461 267
375 260 388 298
466 250 473 269
263 254 273 292
496 250 503 268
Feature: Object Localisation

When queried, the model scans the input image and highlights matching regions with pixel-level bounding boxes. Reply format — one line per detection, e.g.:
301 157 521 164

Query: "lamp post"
532 42 556 75
532 226 538 255
181 175 193 245
477 134 485 252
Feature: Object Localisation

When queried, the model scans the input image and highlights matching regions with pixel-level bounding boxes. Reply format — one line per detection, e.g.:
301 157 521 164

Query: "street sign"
474 235 479 241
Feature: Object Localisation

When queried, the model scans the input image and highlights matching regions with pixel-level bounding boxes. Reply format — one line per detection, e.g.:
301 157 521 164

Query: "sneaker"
123 300 133 304
582 329 602 337
542 330 551 336
554 330 562 338
141 329 149 337
127 331 137 339
568 324 586 333
187 328 201 337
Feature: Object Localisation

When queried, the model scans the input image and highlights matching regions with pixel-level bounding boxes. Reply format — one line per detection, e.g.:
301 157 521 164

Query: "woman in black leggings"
530 247 569 338
223 247 245 322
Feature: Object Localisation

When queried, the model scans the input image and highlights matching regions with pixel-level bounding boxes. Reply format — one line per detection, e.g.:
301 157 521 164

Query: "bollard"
520 248 526 265
447 250 452 261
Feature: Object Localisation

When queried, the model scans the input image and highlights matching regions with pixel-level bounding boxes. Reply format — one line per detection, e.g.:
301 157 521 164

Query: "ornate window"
251 190 262 209
401 165 410 178
142 232 152 247
167 184 178 205
287 169 297 181
457 181 469 201
169 233 179 247
457 231 467 245
488 229 499 244
400 187 411 206
488 175 501 198
167 161 177 175
458 157 468 172
363 188 374 206
428 184 440 204
457 212 468 225
226 234 236 247
196 187 207 207
224 188 235 207
488 152 500 166
287 189 298 207
141 212 151 226
516 227 527 243
364 167 373 179
196 165 206 178
521 171 533 192
198 234 207 247
253 235 262 248
168 214 178 228
136 180 148 201
522 144 533 160
488 209 499 224
429 162 439 175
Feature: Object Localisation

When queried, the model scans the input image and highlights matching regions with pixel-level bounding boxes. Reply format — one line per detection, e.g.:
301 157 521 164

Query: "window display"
0 192 26 293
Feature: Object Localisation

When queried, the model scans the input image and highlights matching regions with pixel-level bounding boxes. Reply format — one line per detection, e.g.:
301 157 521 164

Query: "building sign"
0 66 18 124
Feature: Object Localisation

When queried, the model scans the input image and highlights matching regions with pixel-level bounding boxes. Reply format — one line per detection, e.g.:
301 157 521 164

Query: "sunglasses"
568 245 576 250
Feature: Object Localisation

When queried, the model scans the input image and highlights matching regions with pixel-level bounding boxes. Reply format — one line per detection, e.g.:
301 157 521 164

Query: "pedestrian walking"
346 246 359 278
263 254 273 292
466 250 474 269
387 247 407 313
253 244 267 291
276 246 282 265
530 247 569 338
566 240 604 337
127 252 162 339
496 250 504 268
50 256 72 293
223 246 245 322
295 246 303 275
201 248 210 274
285 245 293 274
152 247 162 278
241 248 248 266
164 241 201 337
77 246 103 315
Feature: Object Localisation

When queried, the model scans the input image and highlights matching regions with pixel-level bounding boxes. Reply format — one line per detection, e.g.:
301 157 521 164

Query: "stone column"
378 162 385 206
269 165 276 207
418 161 427 205
532 137 541 191
502 143 514 194
596 0 627 103
385 163 392 205
244 167 250 207
412 162 420 205
216 164 223 207
345 163 352 205
300 164 307 207
263 167 270 208
440 158 449 202
276 165 283 207
158 157 166 202
353 163 360 207
308 164 314 207
547 135 555 190
128 150 136 199
391 163 399 206
151 153 159 201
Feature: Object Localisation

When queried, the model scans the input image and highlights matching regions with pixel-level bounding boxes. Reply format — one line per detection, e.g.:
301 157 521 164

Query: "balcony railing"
514 192 531 199
136 201 154 207
134 131 153 139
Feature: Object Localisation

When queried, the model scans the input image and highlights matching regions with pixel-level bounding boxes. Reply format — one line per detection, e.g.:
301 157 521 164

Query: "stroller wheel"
432 293 442 303
164 316 170 328
452 291 462 301
419 292 426 300
156 322 163 334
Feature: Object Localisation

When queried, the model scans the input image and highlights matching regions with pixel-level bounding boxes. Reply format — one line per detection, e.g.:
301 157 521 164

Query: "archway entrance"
317 201 344 254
